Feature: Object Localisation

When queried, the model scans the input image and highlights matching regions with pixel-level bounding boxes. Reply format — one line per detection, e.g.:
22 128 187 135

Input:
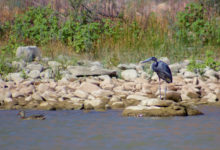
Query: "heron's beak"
140 57 153 64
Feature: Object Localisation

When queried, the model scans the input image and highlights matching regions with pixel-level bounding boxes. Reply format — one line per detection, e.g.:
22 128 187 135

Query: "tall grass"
0 0 219 67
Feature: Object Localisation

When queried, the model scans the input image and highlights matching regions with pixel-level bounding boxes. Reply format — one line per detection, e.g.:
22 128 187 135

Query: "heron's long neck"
153 60 158 66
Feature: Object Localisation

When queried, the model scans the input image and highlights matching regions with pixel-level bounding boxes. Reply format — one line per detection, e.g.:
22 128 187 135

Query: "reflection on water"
0 106 220 150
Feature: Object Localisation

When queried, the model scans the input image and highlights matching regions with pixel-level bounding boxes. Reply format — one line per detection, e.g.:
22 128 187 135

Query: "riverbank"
0 46 219 117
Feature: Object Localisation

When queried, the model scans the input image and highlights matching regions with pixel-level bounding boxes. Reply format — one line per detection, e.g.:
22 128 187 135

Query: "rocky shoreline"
0 46 220 117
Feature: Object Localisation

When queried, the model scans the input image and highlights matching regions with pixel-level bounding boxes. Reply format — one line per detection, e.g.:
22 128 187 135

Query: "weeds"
188 50 220 74
0 1 219 69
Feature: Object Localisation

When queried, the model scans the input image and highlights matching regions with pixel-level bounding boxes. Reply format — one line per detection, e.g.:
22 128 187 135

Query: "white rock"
26 63 43 72
25 96 32 101
28 70 40 79
4 97 13 102
74 90 88 99
91 89 114 97
7 73 24 83
203 93 218 103
169 63 182 73
121 69 138 81
183 71 197 78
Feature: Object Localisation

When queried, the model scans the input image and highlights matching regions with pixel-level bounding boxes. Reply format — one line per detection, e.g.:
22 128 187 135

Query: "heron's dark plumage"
141 56 172 100
152 60 172 83
141 57 172 83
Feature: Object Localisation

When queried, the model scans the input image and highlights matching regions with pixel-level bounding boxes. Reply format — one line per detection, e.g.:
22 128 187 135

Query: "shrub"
188 50 220 74
60 18 101 53
176 2 217 45
12 6 59 45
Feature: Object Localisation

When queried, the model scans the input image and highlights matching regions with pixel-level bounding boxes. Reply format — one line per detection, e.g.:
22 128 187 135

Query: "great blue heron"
140 57 172 100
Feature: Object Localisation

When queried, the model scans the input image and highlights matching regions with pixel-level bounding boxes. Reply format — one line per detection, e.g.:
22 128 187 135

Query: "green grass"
0 2 219 72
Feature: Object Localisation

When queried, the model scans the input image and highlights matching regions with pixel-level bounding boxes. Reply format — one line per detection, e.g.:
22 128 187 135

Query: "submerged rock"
122 104 203 117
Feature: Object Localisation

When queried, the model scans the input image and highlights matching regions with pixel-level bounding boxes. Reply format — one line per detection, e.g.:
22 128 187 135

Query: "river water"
0 106 220 150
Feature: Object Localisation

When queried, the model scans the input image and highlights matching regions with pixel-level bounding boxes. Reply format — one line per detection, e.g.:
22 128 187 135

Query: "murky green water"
0 106 220 150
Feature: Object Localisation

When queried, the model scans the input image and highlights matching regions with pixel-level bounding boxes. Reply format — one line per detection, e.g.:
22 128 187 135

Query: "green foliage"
176 2 218 45
0 57 16 78
21 69 28 79
54 69 62 81
60 19 101 53
188 50 220 74
12 6 59 45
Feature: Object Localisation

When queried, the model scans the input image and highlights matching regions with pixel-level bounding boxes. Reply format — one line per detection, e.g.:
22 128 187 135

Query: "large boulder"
121 69 138 81
84 99 106 110
203 93 218 103
78 82 101 94
16 46 41 62
67 66 117 77
122 104 203 117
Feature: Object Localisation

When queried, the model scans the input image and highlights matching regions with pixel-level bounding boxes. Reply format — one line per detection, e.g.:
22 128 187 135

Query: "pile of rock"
0 46 219 117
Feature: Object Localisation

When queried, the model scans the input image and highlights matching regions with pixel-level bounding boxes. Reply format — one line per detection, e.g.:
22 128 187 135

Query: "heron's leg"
164 83 167 100
158 78 161 100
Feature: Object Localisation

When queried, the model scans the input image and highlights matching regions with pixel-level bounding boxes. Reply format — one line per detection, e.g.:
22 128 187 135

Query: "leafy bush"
0 57 16 78
176 2 217 45
60 18 101 53
188 50 220 74
12 6 59 45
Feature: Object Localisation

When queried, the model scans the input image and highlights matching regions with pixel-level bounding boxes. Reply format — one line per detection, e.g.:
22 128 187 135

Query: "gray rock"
169 63 182 74
12 60 26 70
88 61 103 68
28 70 40 79
183 71 197 78
40 69 54 79
67 66 117 77
117 64 137 70
26 63 43 72
204 69 219 79
48 61 62 71
121 69 138 81
7 73 24 83
16 46 41 62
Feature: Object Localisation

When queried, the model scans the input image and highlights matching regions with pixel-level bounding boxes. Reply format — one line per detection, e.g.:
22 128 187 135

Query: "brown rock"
166 91 182 102
74 90 88 99
122 104 203 117
110 101 125 109
78 82 101 94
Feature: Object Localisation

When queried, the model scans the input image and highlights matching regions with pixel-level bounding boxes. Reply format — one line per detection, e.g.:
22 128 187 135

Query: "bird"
140 57 172 100
17 110 46 120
